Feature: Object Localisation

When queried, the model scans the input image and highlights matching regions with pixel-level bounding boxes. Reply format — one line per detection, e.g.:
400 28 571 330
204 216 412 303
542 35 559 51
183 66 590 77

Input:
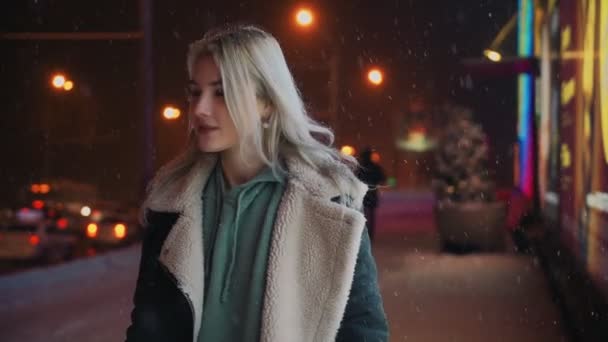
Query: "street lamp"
340 145 356 156
483 49 502 62
63 80 74 91
51 74 66 89
295 8 314 28
163 106 181 120
367 68 384 86
51 73 75 91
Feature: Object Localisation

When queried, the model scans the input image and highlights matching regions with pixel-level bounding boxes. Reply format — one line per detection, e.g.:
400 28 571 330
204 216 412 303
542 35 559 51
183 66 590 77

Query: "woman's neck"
219 146 266 189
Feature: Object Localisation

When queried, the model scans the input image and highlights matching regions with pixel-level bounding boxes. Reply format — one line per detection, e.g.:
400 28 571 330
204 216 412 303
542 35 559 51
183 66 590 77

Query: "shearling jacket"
125 154 389 342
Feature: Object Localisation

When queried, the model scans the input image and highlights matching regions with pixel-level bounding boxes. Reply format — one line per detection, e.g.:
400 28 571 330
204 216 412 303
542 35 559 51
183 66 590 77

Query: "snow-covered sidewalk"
374 191 568 342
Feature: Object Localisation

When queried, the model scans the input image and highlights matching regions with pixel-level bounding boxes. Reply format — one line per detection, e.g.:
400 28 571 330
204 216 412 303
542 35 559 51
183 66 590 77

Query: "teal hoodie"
198 163 286 342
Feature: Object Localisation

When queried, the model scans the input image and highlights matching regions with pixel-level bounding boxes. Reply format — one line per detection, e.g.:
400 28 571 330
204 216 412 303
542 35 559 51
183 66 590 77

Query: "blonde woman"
126 24 388 342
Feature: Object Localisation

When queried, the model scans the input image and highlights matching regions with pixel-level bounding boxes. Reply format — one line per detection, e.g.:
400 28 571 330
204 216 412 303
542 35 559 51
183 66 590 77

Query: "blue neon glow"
517 0 534 197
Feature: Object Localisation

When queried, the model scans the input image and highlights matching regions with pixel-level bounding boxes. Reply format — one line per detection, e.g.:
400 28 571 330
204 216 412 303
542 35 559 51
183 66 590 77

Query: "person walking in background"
356 147 387 243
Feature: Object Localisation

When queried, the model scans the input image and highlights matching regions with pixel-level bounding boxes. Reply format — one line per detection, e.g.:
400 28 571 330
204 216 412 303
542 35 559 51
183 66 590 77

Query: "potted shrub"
432 106 507 252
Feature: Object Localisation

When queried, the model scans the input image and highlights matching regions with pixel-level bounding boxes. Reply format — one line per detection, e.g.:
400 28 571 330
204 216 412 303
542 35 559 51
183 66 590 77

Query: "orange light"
340 145 356 156
63 80 74 91
114 223 127 239
31 184 40 193
57 218 69 230
39 183 51 194
483 49 502 62
371 151 381 163
32 200 45 210
52 74 66 88
29 235 40 246
87 223 98 238
163 106 181 120
367 68 384 86
295 8 314 27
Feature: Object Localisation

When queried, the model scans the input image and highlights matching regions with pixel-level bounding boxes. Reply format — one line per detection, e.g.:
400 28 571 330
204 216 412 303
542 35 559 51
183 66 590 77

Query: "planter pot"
435 201 507 252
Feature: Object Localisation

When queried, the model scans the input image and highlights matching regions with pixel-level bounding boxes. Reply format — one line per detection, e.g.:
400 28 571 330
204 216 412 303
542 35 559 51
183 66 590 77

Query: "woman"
126 24 388 342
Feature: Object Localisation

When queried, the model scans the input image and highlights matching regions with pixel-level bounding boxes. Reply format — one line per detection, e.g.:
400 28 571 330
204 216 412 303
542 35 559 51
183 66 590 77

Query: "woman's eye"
214 88 224 97
186 88 202 100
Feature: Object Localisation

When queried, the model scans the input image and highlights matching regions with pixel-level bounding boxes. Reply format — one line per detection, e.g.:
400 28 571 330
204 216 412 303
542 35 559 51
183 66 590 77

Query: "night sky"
1 0 517 206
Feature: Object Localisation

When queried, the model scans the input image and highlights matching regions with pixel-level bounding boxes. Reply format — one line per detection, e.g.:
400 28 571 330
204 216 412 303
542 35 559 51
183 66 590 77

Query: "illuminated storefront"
536 0 608 298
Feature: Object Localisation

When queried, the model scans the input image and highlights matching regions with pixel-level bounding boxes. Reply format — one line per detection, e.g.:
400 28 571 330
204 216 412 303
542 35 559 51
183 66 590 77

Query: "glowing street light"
163 106 181 120
52 74 66 89
295 8 314 27
371 151 381 163
63 80 74 91
340 145 356 156
51 74 75 91
367 68 384 86
483 49 502 62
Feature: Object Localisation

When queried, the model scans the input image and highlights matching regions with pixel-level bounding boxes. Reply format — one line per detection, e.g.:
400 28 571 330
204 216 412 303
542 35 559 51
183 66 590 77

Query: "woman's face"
187 55 239 153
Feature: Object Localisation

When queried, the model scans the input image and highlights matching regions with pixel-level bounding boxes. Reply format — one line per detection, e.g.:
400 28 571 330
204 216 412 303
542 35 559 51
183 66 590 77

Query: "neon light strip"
518 0 534 198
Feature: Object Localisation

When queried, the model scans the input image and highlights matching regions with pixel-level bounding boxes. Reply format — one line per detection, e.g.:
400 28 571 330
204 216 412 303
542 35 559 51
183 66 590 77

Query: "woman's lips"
198 125 219 133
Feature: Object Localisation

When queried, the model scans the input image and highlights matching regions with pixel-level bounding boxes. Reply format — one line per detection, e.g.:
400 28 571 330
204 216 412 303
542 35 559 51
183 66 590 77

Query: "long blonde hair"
145 24 359 208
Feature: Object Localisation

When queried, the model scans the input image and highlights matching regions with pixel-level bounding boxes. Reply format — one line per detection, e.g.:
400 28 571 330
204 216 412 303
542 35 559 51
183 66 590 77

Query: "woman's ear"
258 98 274 120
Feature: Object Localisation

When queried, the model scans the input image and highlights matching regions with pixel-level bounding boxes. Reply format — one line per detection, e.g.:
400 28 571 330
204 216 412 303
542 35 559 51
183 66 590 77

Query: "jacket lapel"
260 158 368 342
143 154 368 342
144 154 217 341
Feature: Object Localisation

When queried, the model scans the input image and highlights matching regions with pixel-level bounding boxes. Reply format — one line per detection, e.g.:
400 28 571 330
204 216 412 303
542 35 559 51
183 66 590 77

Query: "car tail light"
57 218 69 230
114 224 126 239
87 223 98 238
32 200 45 210
29 235 40 246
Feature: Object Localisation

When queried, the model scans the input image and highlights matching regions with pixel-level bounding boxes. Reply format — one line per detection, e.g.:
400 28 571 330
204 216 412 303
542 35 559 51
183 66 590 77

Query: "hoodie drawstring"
220 185 264 302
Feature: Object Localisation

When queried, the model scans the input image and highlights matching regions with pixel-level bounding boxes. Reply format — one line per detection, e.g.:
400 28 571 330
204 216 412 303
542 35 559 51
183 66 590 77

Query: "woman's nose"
193 95 213 117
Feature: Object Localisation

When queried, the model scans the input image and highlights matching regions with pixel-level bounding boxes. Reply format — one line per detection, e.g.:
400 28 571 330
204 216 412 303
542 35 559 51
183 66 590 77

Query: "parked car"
0 208 78 262
84 215 139 247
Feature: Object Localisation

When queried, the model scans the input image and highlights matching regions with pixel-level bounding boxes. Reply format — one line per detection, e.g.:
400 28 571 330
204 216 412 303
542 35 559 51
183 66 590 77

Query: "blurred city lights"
367 68 384 86
52 74 66 88
63 80 74 91
80 206 92 217
32 200 45 209
114 224 127 239
340 145 356 156
295 8 314 27
29 235 40 246
163 106 181 120
371 151 381 163
39 183 50 194
57 218 69 230
484 49 502 62
87 223 98 238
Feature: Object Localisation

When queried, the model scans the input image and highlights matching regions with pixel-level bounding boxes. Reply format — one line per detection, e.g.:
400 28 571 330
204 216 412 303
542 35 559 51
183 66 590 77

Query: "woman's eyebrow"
187 79 222 86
